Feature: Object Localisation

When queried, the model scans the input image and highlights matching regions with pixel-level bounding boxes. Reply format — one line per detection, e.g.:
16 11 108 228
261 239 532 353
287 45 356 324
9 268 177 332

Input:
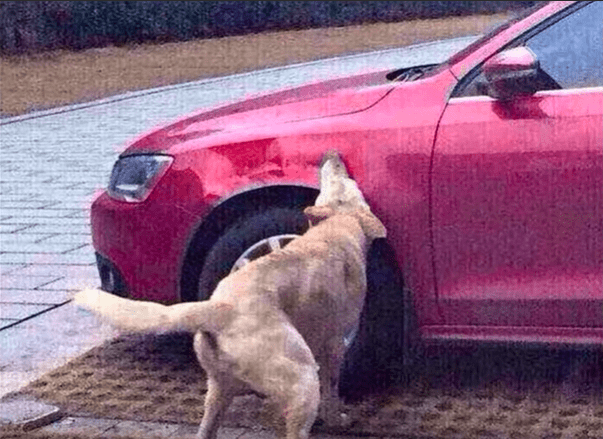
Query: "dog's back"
208 211 369 362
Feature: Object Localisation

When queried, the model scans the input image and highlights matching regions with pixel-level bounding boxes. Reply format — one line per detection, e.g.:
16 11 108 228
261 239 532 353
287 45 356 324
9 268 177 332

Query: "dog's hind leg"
194 332 237 439
281 365 320 439
256 322 320 439
196 376 236 439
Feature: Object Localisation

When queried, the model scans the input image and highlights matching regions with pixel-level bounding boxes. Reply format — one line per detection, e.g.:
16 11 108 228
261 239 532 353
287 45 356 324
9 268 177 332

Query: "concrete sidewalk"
7 411 351 439
39 417 255 439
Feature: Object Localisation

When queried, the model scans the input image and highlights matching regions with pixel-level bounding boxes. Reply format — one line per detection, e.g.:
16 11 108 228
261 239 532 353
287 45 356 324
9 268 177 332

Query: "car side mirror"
479 47 540 101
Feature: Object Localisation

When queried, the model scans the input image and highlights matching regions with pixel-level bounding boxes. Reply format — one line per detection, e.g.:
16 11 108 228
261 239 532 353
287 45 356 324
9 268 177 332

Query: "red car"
92 0 602 355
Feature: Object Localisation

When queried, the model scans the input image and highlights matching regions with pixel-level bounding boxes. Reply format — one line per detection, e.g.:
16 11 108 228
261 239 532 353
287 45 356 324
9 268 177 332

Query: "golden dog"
75 151 386 439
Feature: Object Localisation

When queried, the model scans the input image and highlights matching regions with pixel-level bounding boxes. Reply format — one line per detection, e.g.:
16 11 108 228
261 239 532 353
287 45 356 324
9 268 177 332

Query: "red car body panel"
91 0 603 345
432 89 603 332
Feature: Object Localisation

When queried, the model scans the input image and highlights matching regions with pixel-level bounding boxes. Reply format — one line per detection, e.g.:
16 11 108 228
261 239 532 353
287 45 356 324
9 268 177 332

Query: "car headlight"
108 155 173 202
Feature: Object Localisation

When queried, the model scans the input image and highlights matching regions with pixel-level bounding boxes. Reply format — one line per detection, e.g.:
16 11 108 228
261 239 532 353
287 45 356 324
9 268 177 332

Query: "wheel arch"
179 184 319 302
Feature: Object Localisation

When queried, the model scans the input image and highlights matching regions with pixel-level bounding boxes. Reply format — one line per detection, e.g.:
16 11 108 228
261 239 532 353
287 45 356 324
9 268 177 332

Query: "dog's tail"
74 289 234 334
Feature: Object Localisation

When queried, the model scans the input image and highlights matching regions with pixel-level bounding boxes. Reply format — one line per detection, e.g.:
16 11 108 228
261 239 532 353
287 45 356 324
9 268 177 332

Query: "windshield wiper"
387 64 438 82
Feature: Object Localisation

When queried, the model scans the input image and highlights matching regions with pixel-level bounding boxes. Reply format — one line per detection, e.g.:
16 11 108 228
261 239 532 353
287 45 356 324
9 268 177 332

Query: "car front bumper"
91 191 206 303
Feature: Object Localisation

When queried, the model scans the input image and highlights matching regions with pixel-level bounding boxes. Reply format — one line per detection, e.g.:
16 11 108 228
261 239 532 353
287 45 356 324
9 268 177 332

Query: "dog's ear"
355 209 387 239
304 205 335 225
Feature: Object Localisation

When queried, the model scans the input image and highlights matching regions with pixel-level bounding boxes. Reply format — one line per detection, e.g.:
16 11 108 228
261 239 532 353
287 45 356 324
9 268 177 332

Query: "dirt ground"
3 333 602 439
0 13 508 117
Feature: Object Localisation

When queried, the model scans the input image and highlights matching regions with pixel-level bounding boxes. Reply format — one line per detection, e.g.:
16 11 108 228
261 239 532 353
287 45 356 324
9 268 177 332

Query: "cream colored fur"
74 151 386 439
73 289 233 334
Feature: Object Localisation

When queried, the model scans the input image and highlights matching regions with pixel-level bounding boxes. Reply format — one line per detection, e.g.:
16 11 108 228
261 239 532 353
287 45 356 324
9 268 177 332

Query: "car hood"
124 36 477 154
127 73 393 153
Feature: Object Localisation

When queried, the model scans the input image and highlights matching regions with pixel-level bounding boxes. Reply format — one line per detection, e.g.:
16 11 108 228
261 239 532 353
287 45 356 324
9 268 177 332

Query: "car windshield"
444 1 551 67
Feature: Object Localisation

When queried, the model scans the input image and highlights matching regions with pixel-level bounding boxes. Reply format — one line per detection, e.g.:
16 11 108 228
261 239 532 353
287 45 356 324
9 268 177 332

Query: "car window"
526 1 603 89
458 1 603 97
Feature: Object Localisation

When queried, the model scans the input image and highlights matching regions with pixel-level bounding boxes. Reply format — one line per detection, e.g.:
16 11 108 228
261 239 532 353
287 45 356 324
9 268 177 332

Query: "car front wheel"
197 207 309 300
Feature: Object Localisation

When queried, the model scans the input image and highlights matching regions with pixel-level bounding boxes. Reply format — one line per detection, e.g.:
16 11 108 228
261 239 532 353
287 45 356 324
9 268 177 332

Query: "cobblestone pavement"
0 39 473 436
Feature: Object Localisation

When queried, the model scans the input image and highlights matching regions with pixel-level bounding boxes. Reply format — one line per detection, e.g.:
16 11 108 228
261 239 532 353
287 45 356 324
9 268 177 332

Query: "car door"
432 2 602 331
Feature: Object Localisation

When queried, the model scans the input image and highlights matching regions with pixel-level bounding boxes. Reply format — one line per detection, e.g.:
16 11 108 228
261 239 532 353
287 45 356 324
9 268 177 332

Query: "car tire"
339 239 406 400
197 207 310 300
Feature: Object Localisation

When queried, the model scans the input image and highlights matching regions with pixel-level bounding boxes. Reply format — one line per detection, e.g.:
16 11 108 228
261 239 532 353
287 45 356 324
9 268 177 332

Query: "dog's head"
305 151 386 240
313 151 368 211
